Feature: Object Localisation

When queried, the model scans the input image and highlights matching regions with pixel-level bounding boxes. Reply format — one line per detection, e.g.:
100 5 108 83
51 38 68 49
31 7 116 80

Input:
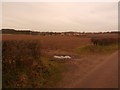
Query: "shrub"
91 37 118 46
2 40 41 88
2 40 63 88
2 40 41 69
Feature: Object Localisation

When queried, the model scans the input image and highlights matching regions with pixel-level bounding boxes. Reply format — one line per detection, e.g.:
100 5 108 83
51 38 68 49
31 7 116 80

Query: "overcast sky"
2 2 118 32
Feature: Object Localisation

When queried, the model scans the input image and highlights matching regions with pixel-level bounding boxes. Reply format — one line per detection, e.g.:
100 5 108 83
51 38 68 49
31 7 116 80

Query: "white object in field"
54 55 71 59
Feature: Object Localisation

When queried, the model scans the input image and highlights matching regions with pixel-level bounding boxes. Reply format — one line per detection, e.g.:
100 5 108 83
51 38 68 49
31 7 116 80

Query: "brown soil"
56 51 118 88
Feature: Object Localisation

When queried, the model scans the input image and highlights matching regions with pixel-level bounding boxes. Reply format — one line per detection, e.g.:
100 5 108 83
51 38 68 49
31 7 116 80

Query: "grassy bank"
75 44 119 55
39 56 64 88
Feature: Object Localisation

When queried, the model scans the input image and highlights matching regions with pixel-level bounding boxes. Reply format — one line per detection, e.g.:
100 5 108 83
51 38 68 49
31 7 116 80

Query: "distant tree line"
1 29 61 35
1 29 119 36
1 29 32 35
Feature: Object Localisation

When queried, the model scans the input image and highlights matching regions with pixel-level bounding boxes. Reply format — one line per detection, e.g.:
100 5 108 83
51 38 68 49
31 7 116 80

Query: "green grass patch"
75 44 119 55
39 56 64 88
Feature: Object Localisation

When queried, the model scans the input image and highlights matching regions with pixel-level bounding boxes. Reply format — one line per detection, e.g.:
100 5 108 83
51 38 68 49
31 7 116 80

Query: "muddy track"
56 51 118 88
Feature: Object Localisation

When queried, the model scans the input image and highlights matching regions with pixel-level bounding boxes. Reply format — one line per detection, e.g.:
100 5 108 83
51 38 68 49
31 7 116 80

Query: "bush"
91 37 118 46
2 40 41 88
2 40 63 88
3 40 41 69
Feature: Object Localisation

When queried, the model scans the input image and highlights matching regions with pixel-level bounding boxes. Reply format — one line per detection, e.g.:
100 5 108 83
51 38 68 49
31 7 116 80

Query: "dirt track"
57 51 118 88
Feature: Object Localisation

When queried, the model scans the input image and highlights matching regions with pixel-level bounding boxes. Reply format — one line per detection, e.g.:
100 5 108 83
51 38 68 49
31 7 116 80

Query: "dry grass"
2 34 91 51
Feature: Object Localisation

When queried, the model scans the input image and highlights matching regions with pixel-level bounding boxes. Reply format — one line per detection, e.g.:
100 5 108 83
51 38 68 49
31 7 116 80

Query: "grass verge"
74 44 119 55
38 56 64 88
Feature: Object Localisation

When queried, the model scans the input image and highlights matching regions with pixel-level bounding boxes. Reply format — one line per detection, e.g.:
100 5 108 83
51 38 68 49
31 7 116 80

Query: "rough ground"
56 51 118 88
2 34 118 88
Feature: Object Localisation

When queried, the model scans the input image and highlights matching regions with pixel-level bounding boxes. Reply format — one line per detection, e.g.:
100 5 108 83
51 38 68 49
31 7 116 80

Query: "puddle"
54 55 71 59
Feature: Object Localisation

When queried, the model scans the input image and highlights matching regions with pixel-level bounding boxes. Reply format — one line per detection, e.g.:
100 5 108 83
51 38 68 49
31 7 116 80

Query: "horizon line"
1 28 119 33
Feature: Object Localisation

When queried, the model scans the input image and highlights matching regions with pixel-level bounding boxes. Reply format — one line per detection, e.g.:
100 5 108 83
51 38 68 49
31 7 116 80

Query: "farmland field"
2 33 118 88
2 33 118 51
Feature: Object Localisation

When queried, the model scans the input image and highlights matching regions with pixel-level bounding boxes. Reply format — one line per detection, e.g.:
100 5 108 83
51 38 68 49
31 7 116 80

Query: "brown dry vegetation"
2 33 118 88
91 37 118 46
2 38 63 88
2 34 91 51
